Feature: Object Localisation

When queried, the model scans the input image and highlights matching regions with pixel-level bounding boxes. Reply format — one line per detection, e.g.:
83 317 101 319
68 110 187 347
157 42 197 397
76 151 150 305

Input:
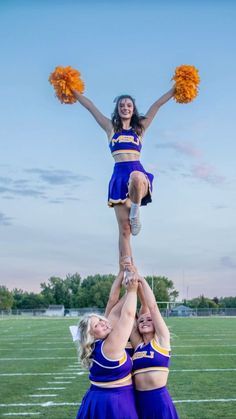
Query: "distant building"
45 305 65 317
171 305 193 317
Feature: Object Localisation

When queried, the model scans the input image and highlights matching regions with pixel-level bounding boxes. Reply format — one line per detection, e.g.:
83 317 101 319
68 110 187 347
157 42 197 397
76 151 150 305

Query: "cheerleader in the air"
49 65 199 271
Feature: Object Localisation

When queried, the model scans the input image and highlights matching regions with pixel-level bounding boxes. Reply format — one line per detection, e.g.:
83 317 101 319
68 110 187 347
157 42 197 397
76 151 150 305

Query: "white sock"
130 202 140 219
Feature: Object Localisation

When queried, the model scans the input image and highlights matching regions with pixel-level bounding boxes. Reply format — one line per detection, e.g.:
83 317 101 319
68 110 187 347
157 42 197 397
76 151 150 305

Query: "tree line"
0 273 235 310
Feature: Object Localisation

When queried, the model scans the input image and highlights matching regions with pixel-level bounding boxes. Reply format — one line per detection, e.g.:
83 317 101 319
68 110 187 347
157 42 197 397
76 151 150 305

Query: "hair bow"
69 325 81 342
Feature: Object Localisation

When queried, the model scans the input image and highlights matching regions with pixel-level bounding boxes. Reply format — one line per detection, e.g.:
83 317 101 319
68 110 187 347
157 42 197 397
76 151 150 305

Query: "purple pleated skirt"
135 386 179 419
77 384 138 419
108 160 154 207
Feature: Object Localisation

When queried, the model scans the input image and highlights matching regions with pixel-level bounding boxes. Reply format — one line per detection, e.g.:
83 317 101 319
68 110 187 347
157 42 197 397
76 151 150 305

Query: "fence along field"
0 317 236 418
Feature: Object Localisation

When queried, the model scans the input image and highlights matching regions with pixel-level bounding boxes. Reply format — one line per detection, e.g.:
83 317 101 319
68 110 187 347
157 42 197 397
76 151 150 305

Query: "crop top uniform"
132 338 170 376
132 339 179 419
109 128 143 158
107 128 154 207
89 339 133 386
77 339 138 419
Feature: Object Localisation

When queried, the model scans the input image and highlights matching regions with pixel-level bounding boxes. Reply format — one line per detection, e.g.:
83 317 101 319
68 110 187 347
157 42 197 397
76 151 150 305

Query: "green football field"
0 316 235 418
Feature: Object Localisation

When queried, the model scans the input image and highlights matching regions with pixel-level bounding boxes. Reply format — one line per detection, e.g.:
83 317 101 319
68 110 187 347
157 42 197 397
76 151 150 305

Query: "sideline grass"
0 317 235 418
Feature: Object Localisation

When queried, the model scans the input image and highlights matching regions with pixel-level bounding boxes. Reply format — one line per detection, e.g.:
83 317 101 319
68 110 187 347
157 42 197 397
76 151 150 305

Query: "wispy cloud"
0 212 12 226
220 256 236 269
191 164 225 185
0 167 92 202
25 168 91 185
156 141 202 158
213 204 228 210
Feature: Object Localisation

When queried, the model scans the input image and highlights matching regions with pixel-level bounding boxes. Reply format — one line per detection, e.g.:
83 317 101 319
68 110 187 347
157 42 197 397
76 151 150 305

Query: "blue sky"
0 0 235 299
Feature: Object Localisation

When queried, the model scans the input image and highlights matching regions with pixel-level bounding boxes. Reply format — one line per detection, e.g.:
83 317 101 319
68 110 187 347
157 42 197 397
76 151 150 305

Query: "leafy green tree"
12 289 47 309
188 295 218 309
12 289 25 309
219 297 236 308
76 274 116 308
40 273 82 308
0 286 14 310
145 276 179 307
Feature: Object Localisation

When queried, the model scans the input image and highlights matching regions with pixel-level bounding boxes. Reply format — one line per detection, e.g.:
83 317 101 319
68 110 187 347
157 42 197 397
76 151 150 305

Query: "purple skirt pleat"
135 386 179 419
77 384 138 419
108 161 154 207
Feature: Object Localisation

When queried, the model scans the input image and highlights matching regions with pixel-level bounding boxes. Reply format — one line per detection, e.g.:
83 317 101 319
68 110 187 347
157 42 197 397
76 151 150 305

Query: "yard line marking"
53 376 76 379
174 338 234 341
171 368 236 372
47 382 71 384
173 354 236 357
0 348 74 351
37 388 65 390
3 413 41 416
0 402 79 407
173 399 236 403
0 357 76 361
1 399 236 408
29 395 58 397
0 373 81 376
172 344 236 347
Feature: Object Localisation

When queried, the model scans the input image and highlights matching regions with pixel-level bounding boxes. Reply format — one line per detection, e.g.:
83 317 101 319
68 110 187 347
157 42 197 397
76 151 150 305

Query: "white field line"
171 368 236 372
173 332 236 335
47 382 72 384
173 337 235 340
67 364 80 368
0 348 75 351
0 357 76 361
1 333 235 340
173 354 236 357
29 395 58 398
1 369 235 378
173 399 236 404
0 373 81 376
5 342 72 346
1 399 236 408
172 344 236 347
52 376 76 379
3 413 41 416
37 388 65 390
0 337 70 340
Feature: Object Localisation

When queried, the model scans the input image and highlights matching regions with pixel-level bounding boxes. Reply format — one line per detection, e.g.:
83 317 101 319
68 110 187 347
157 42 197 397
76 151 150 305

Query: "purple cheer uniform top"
132 339 179 419
89 339 133 386
109 128 142 159
107 128 154 207
77 339 138 419
132 338 170 376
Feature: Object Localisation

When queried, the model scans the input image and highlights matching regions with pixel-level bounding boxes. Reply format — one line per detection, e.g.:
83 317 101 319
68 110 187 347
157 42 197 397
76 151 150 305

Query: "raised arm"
138 276 170 347
104 276 138 359
104 271 124 318
142 86 175 131
130 282 150 349
138 281 149 316
72 90 113 137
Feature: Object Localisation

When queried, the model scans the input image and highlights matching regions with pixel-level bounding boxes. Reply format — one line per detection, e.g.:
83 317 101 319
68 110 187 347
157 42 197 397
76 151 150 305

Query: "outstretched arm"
72 90 113 137
138 276 170 347
138 281 149 316
142 86 175 131
105 271 124 318
104 276 138 358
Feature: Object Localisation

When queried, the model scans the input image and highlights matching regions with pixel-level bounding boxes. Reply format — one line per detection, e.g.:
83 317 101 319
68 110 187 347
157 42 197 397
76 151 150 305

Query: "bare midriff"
113 153 140 162
134 370 169 391
91 377 133 388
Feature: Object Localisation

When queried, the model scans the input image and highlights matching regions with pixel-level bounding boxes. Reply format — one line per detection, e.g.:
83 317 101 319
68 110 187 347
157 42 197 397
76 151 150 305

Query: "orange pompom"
172 65 200 104
49 66 85 104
